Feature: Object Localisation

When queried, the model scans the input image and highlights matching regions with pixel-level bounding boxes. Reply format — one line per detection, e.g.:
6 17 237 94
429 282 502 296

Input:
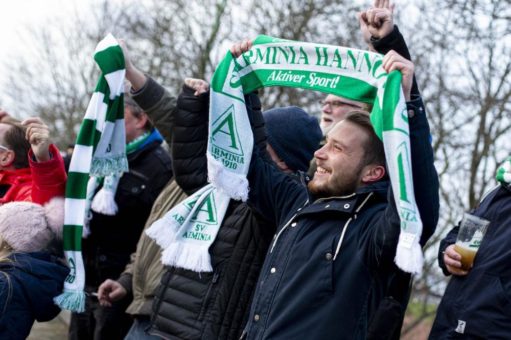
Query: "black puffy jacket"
149 85 277 340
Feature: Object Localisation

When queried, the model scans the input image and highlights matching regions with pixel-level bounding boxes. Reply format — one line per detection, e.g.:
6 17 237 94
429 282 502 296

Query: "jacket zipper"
149 268 174 332
197 271 220 321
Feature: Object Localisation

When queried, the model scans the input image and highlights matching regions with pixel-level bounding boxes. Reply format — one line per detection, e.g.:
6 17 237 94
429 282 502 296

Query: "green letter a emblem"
191 193 217 224
211 105 244 156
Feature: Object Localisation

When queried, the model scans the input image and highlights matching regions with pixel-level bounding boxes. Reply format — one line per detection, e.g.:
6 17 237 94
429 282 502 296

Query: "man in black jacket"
229 43 439 338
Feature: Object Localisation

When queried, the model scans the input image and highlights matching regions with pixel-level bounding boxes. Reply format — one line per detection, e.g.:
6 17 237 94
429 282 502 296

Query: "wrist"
126 67 147 91
32 145 52 162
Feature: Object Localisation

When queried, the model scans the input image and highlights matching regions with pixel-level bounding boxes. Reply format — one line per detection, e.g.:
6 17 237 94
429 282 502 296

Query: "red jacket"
0 144 67 205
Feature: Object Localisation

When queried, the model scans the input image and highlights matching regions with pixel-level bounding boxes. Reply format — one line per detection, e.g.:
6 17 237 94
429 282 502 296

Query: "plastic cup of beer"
453 213 490 270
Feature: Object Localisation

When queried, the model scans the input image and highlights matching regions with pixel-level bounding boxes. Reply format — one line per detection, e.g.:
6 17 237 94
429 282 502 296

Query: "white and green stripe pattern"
208 35 424 274
497 157 511 185
54 34 127 312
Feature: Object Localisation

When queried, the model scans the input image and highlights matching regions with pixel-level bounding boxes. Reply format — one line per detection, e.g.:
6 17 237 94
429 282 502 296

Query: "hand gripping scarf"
147 35 425 274
54 34 127 312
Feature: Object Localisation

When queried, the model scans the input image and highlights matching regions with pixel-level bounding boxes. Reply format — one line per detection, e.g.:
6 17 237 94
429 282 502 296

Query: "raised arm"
23 117 67 204
358 0 419 96
361 52 439 268
119 40 177 146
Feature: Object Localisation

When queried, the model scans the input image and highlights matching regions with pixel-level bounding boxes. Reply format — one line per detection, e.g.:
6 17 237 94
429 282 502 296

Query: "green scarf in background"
496 157 511 185
54 34 127 312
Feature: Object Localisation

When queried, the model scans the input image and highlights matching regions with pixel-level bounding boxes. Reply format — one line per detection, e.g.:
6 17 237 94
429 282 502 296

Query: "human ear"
135 113 148 129
361 164 385 183
0 150 14 167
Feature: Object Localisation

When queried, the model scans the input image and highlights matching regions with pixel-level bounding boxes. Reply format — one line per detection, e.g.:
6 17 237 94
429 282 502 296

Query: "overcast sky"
0 2 88 73
0 0 93 109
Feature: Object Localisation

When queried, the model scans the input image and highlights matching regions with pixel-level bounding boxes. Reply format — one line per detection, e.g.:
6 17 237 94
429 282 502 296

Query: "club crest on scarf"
210 105 246 171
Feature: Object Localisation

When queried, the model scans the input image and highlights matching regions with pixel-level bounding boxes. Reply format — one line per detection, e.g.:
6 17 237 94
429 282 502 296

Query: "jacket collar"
300 180 389 216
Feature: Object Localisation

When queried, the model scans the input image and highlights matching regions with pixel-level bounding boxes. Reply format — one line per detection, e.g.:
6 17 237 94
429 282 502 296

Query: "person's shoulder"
146 143 172 168
130 142 172 174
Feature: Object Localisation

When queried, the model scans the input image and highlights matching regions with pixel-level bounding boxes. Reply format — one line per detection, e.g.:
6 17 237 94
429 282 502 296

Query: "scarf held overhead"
147 35 424 274
54 34 127 312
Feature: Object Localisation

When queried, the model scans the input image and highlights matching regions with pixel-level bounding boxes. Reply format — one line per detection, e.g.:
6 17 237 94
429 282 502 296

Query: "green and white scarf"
148 35 424 274
90 131 151 216
54 34 127 312
497 157 511 185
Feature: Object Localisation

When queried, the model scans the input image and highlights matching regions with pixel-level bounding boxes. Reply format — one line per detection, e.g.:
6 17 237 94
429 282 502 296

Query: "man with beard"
233 46 439 338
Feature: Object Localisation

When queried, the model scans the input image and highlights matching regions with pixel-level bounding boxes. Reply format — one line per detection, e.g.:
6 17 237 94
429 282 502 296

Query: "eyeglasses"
0 145 10 152
319 100 365 110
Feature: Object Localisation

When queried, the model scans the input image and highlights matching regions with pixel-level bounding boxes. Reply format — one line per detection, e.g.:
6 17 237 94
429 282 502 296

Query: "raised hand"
382 50 414 101
230 38 253 58
118 39 147 91
358 0 395 45
22 117 51 162
184 78 210 96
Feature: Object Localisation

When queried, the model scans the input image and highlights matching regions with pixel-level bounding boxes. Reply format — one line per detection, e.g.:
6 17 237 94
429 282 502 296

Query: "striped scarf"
496 157 511 185
54 34 127 312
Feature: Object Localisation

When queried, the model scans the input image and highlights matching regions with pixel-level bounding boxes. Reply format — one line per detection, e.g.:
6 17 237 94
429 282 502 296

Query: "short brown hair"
1 119 30 169
343 111 385 167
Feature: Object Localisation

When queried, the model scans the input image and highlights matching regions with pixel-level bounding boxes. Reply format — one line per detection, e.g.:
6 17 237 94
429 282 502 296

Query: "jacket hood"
2 252 69 321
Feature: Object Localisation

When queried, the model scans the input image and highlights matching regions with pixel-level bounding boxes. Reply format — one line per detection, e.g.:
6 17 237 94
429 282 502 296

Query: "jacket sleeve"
171 85 209 194
247 147 308 226
361 97 439 269
131 76 177 146
29 144 67 204
172 87 266 195
371 25 420 97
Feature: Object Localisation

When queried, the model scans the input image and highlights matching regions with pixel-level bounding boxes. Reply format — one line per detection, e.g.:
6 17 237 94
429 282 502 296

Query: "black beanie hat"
263 106 322 172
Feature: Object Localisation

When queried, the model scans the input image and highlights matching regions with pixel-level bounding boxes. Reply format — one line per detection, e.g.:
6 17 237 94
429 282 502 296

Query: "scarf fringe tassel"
54 290 86 313
145 216 178 249
207 154 249 201
161 242 213 272
91 156 128 177
395 239 423 275
91 189 118 215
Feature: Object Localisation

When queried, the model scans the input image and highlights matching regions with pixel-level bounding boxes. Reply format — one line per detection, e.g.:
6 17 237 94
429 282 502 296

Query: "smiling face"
308 120 368 197
319 94 369 135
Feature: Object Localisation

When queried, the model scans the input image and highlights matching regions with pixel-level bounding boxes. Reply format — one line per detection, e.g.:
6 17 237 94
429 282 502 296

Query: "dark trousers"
68 292 133 340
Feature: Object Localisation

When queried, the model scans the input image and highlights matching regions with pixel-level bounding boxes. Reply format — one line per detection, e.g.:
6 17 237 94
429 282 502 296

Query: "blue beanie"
263 106 322 172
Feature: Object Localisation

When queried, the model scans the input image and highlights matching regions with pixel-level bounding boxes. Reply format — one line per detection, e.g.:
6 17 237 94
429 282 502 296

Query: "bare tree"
0 1 130 147
2 1 509 337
